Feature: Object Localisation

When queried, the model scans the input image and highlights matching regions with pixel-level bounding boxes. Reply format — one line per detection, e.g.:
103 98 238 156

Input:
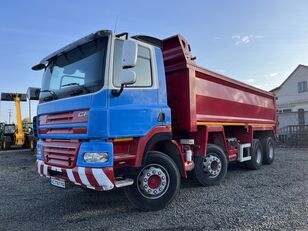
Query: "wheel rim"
203 154 222 178
256 148 262 164
268 142 274 159
137 164 170 199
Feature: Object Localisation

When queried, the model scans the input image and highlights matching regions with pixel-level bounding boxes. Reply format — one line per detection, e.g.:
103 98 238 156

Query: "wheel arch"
143 133 186 178
193 125 228 160
208 132 227 152
253 130 275 139
207 131 229 162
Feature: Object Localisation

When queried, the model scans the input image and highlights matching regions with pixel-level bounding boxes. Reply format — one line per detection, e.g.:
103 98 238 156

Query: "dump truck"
32 30 277 210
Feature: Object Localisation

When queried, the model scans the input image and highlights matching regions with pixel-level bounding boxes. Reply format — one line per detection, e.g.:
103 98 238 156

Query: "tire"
192 144 228 186
124 151 180 211
246 139 263 170
22 136 28 148
3 141 11 150
30 140 37 151
261 137 275 165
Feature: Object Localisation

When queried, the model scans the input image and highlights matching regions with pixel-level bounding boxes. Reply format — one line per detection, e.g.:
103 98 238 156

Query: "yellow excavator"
0 92 36 150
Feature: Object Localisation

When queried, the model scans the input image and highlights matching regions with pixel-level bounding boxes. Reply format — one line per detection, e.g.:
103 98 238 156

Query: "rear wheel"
261 137 275 165
124 151 180 211
246 139 263 170
193 144 228 186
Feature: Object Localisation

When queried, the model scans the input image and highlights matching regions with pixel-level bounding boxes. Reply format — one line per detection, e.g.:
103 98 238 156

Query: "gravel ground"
0 148 307 231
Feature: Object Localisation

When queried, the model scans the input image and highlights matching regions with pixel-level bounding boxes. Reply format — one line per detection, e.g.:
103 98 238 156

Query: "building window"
297 81 307 93
283 109 292 112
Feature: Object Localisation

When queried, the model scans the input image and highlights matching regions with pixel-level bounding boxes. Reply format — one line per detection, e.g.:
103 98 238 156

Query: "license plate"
49 178 66 189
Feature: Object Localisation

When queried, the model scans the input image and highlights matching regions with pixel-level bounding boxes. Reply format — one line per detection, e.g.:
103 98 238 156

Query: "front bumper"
35 160 114 191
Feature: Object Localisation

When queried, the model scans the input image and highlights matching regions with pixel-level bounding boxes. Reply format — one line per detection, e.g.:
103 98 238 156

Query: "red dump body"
162 35 277 132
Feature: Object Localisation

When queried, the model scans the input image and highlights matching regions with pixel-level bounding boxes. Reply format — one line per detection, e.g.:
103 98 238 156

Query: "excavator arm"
14 95 25 145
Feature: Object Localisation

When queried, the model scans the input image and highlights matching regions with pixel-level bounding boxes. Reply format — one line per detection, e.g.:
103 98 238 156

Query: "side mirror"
120 69 136 85
27 87 41 100
121 40 138 68
31 63 46 71
112 70 136 97
112 40 138 97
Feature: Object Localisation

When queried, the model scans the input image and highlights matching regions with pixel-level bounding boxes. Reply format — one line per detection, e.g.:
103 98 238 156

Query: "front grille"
43 112 74 124
39 127 87 135
43 140 81 168
39 110 88 125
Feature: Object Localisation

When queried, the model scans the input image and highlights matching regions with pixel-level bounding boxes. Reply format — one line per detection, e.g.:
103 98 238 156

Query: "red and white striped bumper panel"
35 160 114 191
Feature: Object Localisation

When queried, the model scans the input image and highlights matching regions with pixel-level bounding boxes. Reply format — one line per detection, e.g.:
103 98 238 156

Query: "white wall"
276 65 308 111
278 111 308 129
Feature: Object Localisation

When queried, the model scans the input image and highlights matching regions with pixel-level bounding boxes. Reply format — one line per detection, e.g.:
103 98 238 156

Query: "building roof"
270 64 308 92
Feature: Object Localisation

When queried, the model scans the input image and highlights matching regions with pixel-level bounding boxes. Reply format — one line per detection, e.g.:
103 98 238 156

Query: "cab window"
114 40 152 87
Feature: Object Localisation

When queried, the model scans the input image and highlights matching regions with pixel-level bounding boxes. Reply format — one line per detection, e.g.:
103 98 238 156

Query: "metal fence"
278 125 308 147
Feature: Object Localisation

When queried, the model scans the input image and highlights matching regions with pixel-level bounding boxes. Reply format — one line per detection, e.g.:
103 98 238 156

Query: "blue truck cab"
32 30 185 210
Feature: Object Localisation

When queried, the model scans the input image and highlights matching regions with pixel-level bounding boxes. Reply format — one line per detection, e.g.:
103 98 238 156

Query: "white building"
270 64 308 129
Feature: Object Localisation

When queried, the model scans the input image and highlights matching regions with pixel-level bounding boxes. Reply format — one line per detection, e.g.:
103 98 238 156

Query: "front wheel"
193 144 228 186
2 141 11 150
124 151 180 211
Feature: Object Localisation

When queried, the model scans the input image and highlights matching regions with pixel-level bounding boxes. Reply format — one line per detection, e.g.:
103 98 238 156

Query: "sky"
0 0 308 123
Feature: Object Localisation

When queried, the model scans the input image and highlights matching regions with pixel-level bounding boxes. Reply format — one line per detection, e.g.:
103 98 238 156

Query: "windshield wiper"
40 89 58 101
61 82 89 93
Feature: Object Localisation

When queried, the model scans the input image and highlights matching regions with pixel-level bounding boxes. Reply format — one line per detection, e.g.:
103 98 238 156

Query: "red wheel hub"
147 175 161 189
211 161 218 171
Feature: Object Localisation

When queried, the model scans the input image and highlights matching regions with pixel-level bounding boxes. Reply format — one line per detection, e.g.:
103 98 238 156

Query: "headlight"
83 152 109 163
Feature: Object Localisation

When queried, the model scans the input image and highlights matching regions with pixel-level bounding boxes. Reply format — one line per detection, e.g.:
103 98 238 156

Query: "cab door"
108 40 161 138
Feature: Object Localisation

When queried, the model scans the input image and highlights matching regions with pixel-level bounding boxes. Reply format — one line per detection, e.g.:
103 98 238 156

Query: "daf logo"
77 111 88 118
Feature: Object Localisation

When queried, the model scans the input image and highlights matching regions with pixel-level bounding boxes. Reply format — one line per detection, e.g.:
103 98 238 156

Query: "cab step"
115 178 134 188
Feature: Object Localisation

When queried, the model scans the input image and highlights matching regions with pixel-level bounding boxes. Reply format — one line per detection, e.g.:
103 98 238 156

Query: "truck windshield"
40 37 108 102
